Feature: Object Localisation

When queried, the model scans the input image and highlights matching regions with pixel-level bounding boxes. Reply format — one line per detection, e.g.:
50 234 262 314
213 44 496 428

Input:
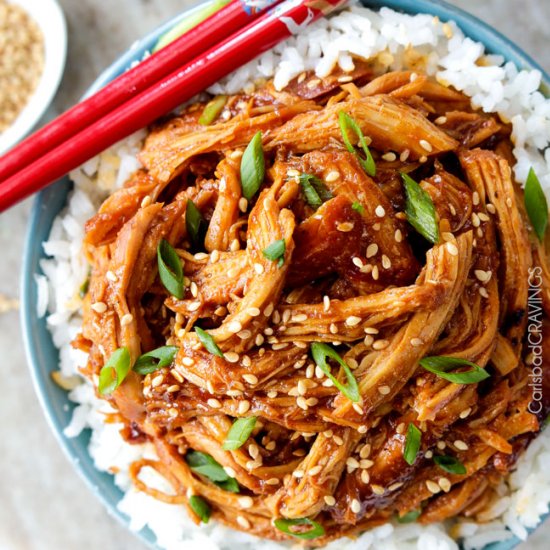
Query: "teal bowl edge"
20 2 550 550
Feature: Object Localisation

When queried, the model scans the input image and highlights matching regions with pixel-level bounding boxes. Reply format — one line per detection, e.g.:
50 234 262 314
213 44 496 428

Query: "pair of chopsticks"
0 0 348 212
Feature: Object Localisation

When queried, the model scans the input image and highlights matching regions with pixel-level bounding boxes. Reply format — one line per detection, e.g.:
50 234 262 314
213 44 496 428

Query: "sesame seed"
237 516 251 529
141 196 153 207
337 221 355 232
410 338 424 347
106 270 117 282
352 257 364 268
359 444 371 459
454 440 469 451
246 307 261 318
351 499 361 514
325 170 341 182
291 313 308 323
389 482 404 491
248 443 259 459
266 477 280 485
254 263 264 275
309 465 323 476
375 205 386 218
194 252 208 260
425 450 433 459
120 313 133 326
471 212 480 227
437 441 446 450
333 435 344 446
237 401 251 415
228 321 243 333
188 301 201 312
243 374 258 385
361 470 370 484
474 269 491 283
238 197 248 213
378 385 391 395
171 369 184 383
400 149 411 162
479 286 489 298
238 496 254 509
266 441 276 451
345 315 362 327
182 357 195 367
419 140 433 153
364 327 379 335
224 466 237 478
472 192 480 206
372 339 389 350
207 398 222 409
435 116 447 125
287 169 300 178
151 374 164 388
487 203 496 214
242 355 251 367
478 212 490 222
227 389 243 397
506 197 513 208
442 232 455 242
394 229 403 243
307 78 321 88
224 352 240 363
372 266 380 281
426 480 441 494
358 425 368 434
324 495 336 506
446 242 459 256
91 302 107 314
329 323 339 334
460 407 472 419
264 303 274 317
371 484 385 495
382 152 397 162
364 335 374 346
210 250 220 264
381 255 391 269
267 390 278 398
293 470 304 478
366 243 378 258
296 396 308 410
237 330 252 340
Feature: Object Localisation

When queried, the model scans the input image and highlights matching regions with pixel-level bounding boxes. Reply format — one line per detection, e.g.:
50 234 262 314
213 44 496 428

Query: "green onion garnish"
189 495 211 523
157 239 184 299
262 239 286 267
186 200 206 249
396 509 421 523
433 455 467 475
299 173 333 210
240 131 265 200
195 327 224 358
198 95 227 126
401 172 439 244
98 347 131 395
273 518 325 540
351 201 365 215
310 342 360 403
338 111 376 177
525 168 548 242
79 276 90 299
223 417 257 450
186 451 239 492
419 356 490 384
133 346 179 375
403 423 421 465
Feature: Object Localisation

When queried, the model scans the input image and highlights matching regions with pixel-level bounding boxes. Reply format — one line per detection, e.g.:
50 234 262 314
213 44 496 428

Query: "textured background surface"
1 1 549 549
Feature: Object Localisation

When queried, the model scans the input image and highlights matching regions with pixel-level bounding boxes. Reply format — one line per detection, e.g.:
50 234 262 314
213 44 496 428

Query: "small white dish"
0 0 67 155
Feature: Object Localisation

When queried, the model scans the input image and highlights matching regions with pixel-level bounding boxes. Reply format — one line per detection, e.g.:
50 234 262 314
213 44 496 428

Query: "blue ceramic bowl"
21 2 550 549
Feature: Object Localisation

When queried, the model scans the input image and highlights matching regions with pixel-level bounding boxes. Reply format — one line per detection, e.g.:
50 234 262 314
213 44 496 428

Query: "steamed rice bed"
37 4 550 549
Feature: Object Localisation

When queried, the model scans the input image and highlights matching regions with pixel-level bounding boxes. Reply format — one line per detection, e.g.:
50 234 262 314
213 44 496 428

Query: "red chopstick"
0 0 279 183
0 0 348 212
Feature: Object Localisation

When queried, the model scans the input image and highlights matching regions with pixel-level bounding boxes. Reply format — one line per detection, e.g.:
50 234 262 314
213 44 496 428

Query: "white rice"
37 4 550 549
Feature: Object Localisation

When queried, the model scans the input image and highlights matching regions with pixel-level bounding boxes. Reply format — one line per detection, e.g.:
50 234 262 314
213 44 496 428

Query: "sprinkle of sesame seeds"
375 205 386 218
264 303 274 317
151 374 164 388
243 374 258 385
238 496 254 509
378 385 391 395
454 440 469 451
228 321 243 334
358 425 368 434
478 212 490 222
322 378 334 387
140 195 153 208
324 495 336 506
359 444 371 459
487 203 496 214
460 407 472 419
333 435 344 446
381 255 391 269
352 257 364 269
372 266 380 280
224 352 240 364
293 470 304 478
351 499 361 514
227 389 243 397
426 480 441 494
472 191 480 206
345 315 362 327
352 403 364 415
120 313 133 326
474 269 492 283
424 450 433 459
182 357 195 367
237 330 252 341
237 401 251 416
206 380 215 394
506 197 513 208
194 252 208 261
419 140 433 152
171 369 184 383
92 302 107 314
435 116 447 125
337 221 355 232
307 78 321 89
242 355 252 367
371 484 385 495
410 338 424 347
329 323 339 334
290 313 307 324
419 155 428 164
400 149 411 162
237 516 251 529
366 243 378 258
266 477 280 485
266 441 276 451
309 465 323 476
439 477 452 492
188 301 201 312
389 482 404 492
361 470 370 484
471 212 480 228
382 152 397 162
325 170 341 182
207 398 222 409
238 197 248 213
364 335 374 346
372 339 389 350
437 441 446 450
267 390 278 399
254 263 264 274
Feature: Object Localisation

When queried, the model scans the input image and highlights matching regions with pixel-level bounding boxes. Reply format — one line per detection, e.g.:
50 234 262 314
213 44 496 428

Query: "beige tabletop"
1 1 549 549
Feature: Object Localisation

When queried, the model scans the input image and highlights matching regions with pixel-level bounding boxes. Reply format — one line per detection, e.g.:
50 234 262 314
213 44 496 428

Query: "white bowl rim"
0 0 67 155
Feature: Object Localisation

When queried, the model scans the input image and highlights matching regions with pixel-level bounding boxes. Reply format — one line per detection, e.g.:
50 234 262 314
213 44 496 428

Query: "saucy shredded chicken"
76 66 550 546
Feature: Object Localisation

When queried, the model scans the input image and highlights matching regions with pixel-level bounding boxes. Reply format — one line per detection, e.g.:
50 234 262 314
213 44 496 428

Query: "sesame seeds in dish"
39 4 550 550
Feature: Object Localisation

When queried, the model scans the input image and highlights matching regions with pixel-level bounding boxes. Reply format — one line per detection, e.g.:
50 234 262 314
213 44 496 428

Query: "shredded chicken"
76 67 550 546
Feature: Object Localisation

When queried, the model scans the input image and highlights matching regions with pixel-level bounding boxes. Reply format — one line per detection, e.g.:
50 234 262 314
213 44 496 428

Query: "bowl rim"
0 0 68 155
20 2 550 550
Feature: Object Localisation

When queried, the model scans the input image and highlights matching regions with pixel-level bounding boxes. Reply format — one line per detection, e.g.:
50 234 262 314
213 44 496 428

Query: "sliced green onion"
195 327 224 358
419 356 490 384
310 342 360 403
299 173 333 210
262 239 286 268
198 95 227 126
403 423 421 465
240 131 265 200
274 518 325 540
98 347 131 395
351 201 365 215
338 111 376 176
157 239 184 299
433 455 467 475
153 0 230 52
79 277 90 299
186 451 230 482
396 509 421 523
189 495 211 523
525 168 548 242
401 172 439 244
223 417 257 450
186 199 206 249
133 346 179 375
215 477 240 493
